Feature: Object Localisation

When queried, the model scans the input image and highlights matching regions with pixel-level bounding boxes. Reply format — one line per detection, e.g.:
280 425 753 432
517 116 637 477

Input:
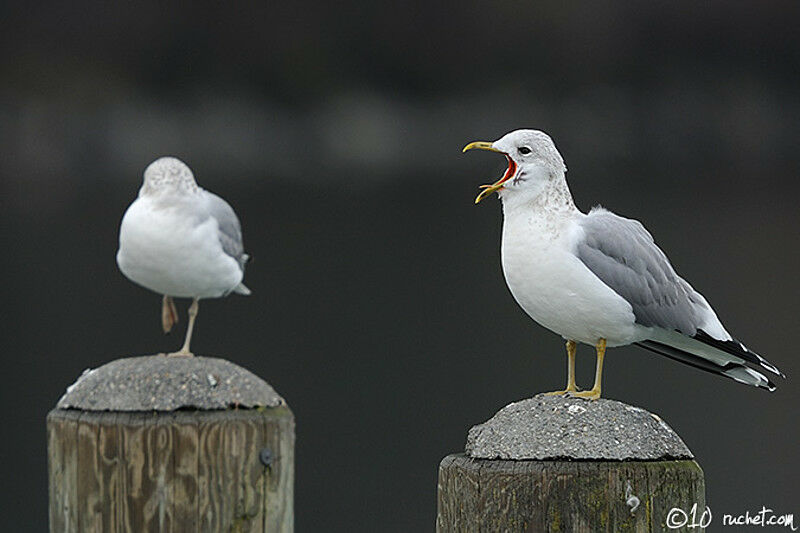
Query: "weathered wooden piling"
48 355 294 532
437 394 705 532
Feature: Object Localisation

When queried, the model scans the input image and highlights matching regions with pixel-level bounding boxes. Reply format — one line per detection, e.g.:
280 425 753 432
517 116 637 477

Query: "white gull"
464 129 782 399
117 157 250 356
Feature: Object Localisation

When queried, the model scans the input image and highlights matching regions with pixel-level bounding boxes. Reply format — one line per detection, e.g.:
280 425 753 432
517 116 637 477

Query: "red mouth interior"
498 155 517 187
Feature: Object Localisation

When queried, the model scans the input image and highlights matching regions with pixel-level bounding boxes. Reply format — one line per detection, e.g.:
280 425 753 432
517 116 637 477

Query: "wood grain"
171 412 198 531
47 407 294 532
48 409 81 532
436 454 705 533
262 407 294 531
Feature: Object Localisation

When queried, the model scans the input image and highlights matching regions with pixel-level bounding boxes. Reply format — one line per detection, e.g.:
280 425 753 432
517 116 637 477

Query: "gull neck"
500 171 578 217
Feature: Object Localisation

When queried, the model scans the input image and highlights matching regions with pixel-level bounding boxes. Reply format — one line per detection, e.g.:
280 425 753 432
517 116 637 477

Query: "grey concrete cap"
466 394 693 461
57 355 285 411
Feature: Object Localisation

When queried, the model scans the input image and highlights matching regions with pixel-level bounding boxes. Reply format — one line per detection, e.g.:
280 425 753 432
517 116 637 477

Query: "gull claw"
166 350 194 358
544 388 578 396
568 389 601 401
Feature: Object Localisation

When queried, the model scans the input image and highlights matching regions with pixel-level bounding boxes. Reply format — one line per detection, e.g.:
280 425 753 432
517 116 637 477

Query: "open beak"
462 141 517 204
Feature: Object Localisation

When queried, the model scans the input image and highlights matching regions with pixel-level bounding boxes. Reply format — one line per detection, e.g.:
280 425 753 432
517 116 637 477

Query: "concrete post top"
56 355 285 412
466 394 693 461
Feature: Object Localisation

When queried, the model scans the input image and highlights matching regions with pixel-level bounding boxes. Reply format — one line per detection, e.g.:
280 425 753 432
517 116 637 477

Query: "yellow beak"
463 141 514 204
462 141 499 154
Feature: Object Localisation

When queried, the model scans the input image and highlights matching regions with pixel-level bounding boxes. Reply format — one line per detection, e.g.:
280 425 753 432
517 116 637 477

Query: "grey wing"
204 191 249 271
576 208 707 335
577 208 783 388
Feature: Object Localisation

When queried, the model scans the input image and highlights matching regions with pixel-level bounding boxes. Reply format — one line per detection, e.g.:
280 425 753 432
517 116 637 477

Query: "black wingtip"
692 330 785 379
636 340 776 392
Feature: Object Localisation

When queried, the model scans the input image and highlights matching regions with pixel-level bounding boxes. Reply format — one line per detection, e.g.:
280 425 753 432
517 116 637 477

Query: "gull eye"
518 146 531 155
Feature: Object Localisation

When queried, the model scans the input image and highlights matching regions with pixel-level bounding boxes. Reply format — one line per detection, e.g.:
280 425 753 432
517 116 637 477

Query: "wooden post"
436 394 706 532
47 355 294 533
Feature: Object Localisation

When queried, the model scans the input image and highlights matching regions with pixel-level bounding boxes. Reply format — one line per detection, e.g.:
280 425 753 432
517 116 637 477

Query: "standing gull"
117 157 251 356
464 129 783 399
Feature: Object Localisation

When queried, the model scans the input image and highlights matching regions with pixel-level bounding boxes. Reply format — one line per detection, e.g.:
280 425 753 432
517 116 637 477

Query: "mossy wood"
436 454 705 532
48 407 293 532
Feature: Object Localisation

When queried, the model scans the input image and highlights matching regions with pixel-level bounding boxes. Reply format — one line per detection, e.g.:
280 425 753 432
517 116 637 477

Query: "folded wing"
205 191 251 295
576 207 781 390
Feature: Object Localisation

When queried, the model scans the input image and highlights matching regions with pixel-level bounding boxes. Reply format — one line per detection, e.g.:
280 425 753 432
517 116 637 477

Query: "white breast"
500 208 642 346
116 194 243 299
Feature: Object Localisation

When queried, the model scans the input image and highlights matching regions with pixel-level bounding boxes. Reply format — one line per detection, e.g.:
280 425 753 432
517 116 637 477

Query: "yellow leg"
545 340 578 396
169 298 198 357
571 338 606 400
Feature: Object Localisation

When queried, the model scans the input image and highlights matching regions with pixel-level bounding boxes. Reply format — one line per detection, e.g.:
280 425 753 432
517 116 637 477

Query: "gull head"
141 156 198 196
463 129 567 204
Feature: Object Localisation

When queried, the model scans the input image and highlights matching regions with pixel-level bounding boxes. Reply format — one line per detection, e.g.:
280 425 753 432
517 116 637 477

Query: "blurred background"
2 1 798 530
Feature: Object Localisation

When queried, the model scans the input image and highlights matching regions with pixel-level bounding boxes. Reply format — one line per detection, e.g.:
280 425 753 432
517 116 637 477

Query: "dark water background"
2 2 798 530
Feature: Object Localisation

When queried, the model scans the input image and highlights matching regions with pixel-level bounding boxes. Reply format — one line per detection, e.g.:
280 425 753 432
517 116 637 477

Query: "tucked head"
463 129 566 204
141 156 198 195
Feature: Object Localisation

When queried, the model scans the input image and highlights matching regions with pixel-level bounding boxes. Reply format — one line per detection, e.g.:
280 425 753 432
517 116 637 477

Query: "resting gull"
464 129 783 399
117 157 250 356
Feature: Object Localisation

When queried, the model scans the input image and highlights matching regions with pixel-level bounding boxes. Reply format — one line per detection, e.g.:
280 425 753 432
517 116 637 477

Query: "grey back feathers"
576 208 706 335
204 192 251 296
577 208 783 390
206 192 248 270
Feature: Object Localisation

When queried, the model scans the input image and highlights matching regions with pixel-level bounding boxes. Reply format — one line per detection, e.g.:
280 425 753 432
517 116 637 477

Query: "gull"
464 129 783 399
117 157 250 356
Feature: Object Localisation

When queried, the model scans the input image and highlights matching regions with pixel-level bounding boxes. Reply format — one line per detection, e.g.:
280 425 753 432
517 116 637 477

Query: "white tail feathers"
233 283 251 296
